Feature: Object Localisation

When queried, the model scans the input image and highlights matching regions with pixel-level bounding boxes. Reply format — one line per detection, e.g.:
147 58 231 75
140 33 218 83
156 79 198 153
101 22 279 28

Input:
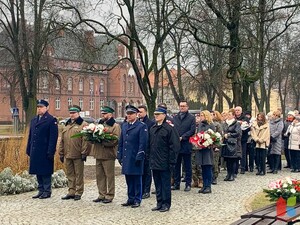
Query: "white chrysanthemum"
88 123 96 131
204 133 211 140
207 129 214 134
95 124 105 135
290 189 296 194
282 183 288 188
215 132 221 138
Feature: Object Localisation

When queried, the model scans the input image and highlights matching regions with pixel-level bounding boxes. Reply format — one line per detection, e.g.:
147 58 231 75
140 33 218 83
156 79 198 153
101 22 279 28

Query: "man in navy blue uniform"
172 100 196 192
26 99 58 199
118 105 148 208
150 107 180 212
137 105 155 199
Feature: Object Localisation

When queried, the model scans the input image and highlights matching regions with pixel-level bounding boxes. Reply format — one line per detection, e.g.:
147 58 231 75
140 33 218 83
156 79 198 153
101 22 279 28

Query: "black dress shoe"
184 186 191 192
151 206 162 211
202 187 212 194
171 186 180 190
74 195 81 201
291 169 297 173
142 193 150 199
131 202 140 208
240 170 245 174
39 193 51 199
151 191 156 194
284 166 290 168
102 199 112 204
212 178 217 185
121 202 133 206
273 170 278 174
198 187 205 193
258 171 265 176
256 171 261 175
159 207 170 212
224 175 230 181
93 198 104 203
61 194 75 200
32 192 43 199
267 170 274 173
249 167 254 172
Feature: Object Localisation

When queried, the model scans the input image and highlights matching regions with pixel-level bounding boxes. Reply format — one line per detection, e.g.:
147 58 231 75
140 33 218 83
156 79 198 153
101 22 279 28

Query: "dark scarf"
257 120 265 127
66 116 84 126
105 117 116 126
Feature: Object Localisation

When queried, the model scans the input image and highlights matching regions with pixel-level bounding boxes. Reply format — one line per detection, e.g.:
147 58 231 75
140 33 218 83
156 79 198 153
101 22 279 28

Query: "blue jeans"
37 175 52 195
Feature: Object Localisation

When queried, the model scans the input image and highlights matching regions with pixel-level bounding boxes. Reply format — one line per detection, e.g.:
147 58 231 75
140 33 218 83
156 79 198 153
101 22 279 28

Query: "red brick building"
0 31 143 123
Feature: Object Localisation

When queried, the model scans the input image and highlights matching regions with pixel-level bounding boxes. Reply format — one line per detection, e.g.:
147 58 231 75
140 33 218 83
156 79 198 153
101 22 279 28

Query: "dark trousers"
153 169 171 209
174 153 192 187
142 159 152 194
240 141 248 171
290 150 300 170
256 148 267 174
226 158 237 177
247 141 255 170
284 148 291 167
125 175 142 204
201 165 212 188
37 175 52 195
269 154 281 172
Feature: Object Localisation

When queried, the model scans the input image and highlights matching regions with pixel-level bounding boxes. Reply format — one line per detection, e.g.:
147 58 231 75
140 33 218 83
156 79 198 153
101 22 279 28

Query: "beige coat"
92 119 121 160
251 121 270 149
59 118 91 159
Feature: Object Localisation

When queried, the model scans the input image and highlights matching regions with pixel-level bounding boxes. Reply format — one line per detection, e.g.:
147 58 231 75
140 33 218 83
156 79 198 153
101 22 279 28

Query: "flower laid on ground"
71 123 118 143
263 177 300 202
189 129 222 149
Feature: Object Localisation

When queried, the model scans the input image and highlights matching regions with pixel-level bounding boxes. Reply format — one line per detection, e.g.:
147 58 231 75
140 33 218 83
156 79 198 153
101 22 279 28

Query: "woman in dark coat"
222 108 242 181
195 110 216 194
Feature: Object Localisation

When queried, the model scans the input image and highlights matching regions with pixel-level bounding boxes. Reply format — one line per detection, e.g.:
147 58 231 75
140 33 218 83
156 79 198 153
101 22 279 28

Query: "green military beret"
69 105 81 113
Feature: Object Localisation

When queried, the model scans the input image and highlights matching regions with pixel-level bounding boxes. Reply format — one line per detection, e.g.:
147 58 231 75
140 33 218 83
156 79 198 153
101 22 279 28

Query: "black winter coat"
236 114 250 142
173 112 196 154
222 120 242 158
149 121 180 170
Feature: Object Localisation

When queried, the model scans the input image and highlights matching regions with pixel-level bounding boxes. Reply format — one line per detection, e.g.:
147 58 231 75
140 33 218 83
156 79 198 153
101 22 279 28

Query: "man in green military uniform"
59 105 91 201
92 106 121 203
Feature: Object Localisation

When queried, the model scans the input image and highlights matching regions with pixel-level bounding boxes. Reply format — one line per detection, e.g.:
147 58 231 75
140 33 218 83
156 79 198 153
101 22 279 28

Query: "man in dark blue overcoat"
117 105 148 208
26 100 58 199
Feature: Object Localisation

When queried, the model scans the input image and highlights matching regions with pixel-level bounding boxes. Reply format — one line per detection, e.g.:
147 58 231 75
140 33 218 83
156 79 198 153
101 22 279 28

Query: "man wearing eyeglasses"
172 100 196 192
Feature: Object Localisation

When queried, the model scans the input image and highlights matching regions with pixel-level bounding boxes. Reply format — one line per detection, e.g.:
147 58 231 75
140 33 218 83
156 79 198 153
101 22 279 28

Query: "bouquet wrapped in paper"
189 129 222 149
71 123 118 143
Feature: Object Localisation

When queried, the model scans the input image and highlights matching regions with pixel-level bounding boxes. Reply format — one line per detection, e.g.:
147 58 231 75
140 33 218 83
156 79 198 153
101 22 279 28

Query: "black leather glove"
81 155 87 162
47 154 54 161
118 159 122 166
60 156 64 163
135 160 141 166
169 164 175 172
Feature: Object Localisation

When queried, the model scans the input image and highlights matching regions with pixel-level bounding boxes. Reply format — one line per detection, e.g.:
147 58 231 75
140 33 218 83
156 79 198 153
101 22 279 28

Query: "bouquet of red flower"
264 177 300 202
71 123 118 143
189 129 222 149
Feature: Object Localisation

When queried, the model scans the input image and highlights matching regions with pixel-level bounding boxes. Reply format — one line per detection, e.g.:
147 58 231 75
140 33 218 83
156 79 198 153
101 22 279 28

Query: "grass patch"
250 192 272 210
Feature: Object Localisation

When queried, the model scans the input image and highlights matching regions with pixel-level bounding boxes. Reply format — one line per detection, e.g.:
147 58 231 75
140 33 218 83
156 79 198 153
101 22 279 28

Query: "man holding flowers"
59 105 91 201
92 106 121 204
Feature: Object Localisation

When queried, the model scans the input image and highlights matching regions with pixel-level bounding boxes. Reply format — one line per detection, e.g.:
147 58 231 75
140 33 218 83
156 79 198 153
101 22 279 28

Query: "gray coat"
195 121 216 166
269 118 284 155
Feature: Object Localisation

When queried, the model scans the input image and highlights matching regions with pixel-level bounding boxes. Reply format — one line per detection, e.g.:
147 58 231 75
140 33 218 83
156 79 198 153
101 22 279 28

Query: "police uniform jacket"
59 117 91 159
26 111 58 175
117 120 148 175
92 117 121 160
140 115 155 159
173 111 196 154
149 120 180 170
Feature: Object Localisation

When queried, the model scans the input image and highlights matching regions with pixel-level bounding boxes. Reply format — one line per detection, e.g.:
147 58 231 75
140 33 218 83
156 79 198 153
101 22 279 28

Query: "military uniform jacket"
26 111 58 175
117 120 148 175
92 117 121 160
149 121 180 170
59 117 91 159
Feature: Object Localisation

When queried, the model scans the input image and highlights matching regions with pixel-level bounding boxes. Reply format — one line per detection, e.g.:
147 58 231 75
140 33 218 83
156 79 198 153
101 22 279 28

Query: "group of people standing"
26 99 300 212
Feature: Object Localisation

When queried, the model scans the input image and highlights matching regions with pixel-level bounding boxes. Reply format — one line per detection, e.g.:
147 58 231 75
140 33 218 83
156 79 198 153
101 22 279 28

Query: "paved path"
1 166 300 225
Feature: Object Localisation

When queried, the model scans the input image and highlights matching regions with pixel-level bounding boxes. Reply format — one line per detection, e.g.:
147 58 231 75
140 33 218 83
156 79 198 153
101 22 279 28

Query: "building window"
90 79 94 95
129 82 133 92
42 76 48 89
79 98 83 109
67 97 72 106
79 78 83 91
89 98 94 110
100 99 104 107
67 77 72 91
55 77 60 90
100 79 104 94
55 97 60 110
122 75 126 92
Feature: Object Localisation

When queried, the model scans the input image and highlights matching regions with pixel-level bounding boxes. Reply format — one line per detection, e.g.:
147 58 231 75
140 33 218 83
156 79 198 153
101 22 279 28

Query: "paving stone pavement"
1 167 300 225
